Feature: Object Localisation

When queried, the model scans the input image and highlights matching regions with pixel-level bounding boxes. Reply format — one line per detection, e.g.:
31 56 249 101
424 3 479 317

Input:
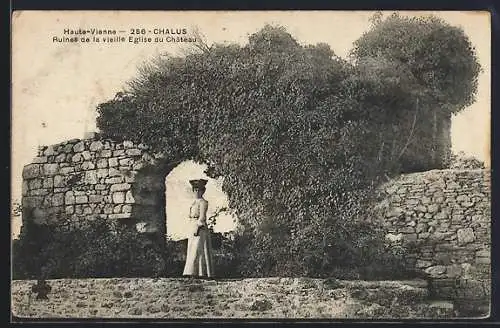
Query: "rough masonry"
22 136 172 235
375 169 491 307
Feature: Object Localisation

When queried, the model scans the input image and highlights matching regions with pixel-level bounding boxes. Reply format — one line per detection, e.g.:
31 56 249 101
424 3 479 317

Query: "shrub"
12 218 184 279
448 151 485 169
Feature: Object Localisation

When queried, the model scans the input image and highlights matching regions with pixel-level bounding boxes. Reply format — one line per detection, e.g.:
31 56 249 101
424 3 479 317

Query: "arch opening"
164 160 237 241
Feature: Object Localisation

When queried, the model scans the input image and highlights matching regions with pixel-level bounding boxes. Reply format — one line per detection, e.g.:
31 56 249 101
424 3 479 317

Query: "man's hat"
189 179 208 188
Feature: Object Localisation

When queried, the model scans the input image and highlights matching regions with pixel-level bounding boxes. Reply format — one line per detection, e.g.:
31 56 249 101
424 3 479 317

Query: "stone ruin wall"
21 137 168 235
375 169 491 305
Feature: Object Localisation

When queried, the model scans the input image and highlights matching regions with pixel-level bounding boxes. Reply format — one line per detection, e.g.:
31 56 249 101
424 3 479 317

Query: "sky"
11 11 491 239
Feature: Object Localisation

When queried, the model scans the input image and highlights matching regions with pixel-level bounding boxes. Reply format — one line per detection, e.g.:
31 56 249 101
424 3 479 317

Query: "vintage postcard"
11 10 491 320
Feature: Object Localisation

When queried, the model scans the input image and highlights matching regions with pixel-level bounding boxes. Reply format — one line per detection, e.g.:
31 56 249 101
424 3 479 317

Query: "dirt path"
12 278 456 319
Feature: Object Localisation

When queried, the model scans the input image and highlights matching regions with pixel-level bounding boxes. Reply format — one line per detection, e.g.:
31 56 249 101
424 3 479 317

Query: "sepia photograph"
11 10 491 320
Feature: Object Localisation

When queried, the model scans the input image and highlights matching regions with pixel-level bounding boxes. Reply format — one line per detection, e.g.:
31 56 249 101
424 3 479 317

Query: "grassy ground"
12 277 459 319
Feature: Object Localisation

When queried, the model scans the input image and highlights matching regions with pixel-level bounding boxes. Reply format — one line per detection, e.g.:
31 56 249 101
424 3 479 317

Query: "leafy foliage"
448 151 485 169
95 19 480 278
350 13 481 171
12 218 183 279
351 13 481 113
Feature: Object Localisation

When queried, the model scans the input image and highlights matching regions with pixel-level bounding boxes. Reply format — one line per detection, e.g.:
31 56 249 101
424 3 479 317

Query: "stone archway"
163 160 236 241
20 134 199 238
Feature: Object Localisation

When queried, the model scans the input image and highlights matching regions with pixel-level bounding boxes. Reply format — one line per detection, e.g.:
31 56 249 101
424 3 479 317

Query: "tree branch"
396 97 419 160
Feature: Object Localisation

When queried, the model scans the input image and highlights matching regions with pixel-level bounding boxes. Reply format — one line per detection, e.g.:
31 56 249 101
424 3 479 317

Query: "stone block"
22 181 28 196
123 140 134 148
471 215 485 223
90 141 104 151
108 168 121 177
122 204 132 213
103 204 114 214
400 227 415 234
31 188 49 196
42 177 54 189
457 228 475 245
462 201 475 208
425 265 447 277
385 208 404 218
83 207 93 215
93 204 104 214
119 158 133 166
99 149 112 158
475 257 491 265
125 191 135 203
433 196 445 204
126 149 142 156
89 195 104 203
75 195 88 204
476 250 490 258
55 153 66 162
23 196 44 208
95 184 107 190
420 196 431 204
32 156 48 163
106 177 124 184
82 151 92 161
428 220 438 226
416 223 428 233
112 192 125 204
28 179 42 190
434 211 450 221
446 181 460 190
385 233 402 243
113 150 125 156
113 205 122 213
73 141 85 152
82 161 96 170
415 205 427 213
65 205 74 215
84 170 98 184
95 168 108 179
108 213 132 219
71 153 83 163
42 145 54 156
428 204 440 214
63 143 74 153
65 192 75 205
52 193 65 206
108 157 119 167
110 183 131 192
97 158 108 168
406 198 419 206
59 167 75 174
74 205 83 214
22 164 41 179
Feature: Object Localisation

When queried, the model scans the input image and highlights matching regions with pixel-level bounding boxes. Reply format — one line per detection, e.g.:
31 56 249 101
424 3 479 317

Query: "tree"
350 13 481 171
